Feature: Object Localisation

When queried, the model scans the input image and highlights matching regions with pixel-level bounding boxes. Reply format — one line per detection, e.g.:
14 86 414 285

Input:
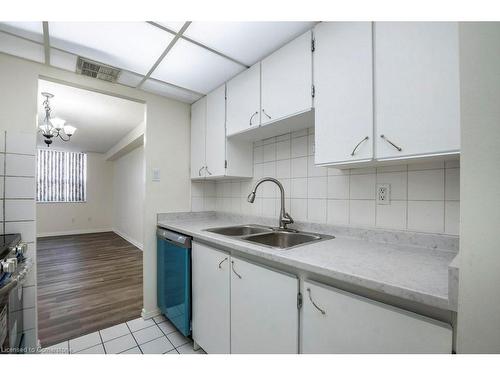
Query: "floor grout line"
125 321 144 354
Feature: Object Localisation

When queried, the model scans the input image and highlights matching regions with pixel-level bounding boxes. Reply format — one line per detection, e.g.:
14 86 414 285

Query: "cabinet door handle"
380 134 402 152
231 260 242 279
205 166 212 175
218 257 228 269
198 166 205 176
249 111 258 126
350 136 369 156
262 109 272 120
306 287 326 315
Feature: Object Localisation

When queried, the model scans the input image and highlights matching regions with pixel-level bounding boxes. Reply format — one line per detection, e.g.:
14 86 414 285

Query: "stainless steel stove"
0 234 29 353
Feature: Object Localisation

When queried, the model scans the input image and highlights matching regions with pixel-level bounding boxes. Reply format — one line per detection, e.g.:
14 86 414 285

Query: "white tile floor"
40 314 206 355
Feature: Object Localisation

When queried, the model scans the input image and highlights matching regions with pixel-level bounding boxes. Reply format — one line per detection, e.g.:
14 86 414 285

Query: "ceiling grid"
0 21 317 103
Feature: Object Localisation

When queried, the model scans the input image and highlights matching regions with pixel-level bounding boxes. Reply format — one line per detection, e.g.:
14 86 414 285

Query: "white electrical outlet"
377 183 391 205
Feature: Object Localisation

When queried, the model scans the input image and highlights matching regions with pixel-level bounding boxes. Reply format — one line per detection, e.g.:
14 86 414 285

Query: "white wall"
0 53 191 343
193 128 460 235
457 22 500 353
36 152 113 236
112 146 144 249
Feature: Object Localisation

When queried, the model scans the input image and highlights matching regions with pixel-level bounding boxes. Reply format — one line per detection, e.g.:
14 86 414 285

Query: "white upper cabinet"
226 63 261 137
314 22 374 165
190 84 253 180
190 97 206 179
261 31 313 126
205 85 226 177
301 280 452 353
230 257 299 354
374 22 460 159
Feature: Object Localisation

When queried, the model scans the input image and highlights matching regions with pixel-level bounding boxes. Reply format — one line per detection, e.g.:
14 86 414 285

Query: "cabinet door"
314 22 374 165
190 97 206 179
205 84 226 177
192 242 230 354
301 280 452 353
374 22 460 159
230 257 298 353
226 63 260 137
261 31 313 126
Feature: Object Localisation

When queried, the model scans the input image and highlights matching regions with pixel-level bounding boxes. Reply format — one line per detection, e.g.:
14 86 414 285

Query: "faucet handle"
282 212 294 226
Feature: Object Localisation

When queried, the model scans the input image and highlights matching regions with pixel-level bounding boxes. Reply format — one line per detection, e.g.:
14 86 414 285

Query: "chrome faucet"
247 177 294 230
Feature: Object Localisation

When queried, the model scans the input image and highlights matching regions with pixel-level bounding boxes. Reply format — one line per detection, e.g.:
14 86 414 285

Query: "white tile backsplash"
445 168 460 201
5 199 35 221
291 156 308 178
291 136 308 158
307 176 327 199
408 169 445 201
445 201 460 235
350 200 376 226
5 176 35 198
191 128 460 235
327 175 350 200
350 173 376 200
376 201 407 230
6 131 36 155
5 154 35 176
276 140 291 160
327 199 349 225
407 201 445 233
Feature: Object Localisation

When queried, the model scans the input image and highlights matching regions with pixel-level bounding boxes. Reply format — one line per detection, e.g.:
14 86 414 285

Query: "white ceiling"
0 21 316 103
37 79 145 153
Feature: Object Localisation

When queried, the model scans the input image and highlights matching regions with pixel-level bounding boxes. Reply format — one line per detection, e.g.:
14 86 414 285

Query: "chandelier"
38 92 76 147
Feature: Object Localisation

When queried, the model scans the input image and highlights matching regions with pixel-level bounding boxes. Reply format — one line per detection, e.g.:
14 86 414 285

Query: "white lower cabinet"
191 242 299 354
192 243 452 354
230 256 299 354
192 242 230 354
301 280 452 354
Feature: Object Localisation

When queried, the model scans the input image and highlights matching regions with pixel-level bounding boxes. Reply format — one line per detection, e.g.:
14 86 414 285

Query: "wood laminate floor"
37 232 143 347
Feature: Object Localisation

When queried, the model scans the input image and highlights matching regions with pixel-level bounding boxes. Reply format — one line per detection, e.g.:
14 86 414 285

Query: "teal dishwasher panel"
157 228 191 337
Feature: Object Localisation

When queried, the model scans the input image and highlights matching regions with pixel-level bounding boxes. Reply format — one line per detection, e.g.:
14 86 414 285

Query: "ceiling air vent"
76 57 121 83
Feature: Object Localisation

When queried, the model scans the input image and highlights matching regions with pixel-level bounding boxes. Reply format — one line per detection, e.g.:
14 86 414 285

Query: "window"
37 149 87 202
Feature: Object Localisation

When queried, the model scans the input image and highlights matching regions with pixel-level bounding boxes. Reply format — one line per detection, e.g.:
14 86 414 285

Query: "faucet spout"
247 177 294 229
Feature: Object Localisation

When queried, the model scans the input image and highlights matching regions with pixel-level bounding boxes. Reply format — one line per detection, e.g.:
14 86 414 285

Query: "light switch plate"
152 168 160 182
376 183 391 205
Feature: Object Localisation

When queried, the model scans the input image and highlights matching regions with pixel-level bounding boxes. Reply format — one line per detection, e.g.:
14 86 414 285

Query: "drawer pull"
350 136 369 156
218 257 228 269
380 134 402 152
262 109 272 120
231 260 242 279
249 111 258 126
307 287 326 315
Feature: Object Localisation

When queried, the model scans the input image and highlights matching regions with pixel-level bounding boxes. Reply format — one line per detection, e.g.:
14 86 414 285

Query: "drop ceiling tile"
50 48 77 72
0 32 44 63
183 21 316 65
141 79 202 104
155 22 186 33
48 22 174 75
152 38 244 94
117 71 144 87
0 22 43 43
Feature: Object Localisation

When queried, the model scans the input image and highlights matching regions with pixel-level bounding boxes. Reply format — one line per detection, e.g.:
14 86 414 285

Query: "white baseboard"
113 228 143 250
37 228 113 238
142 307 161 320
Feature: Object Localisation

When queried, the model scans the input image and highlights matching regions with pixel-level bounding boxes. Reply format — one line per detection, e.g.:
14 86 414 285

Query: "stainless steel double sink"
205 224 334 250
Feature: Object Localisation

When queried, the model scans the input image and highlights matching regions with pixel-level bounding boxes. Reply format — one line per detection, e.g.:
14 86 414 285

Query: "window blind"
37 149 87 202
